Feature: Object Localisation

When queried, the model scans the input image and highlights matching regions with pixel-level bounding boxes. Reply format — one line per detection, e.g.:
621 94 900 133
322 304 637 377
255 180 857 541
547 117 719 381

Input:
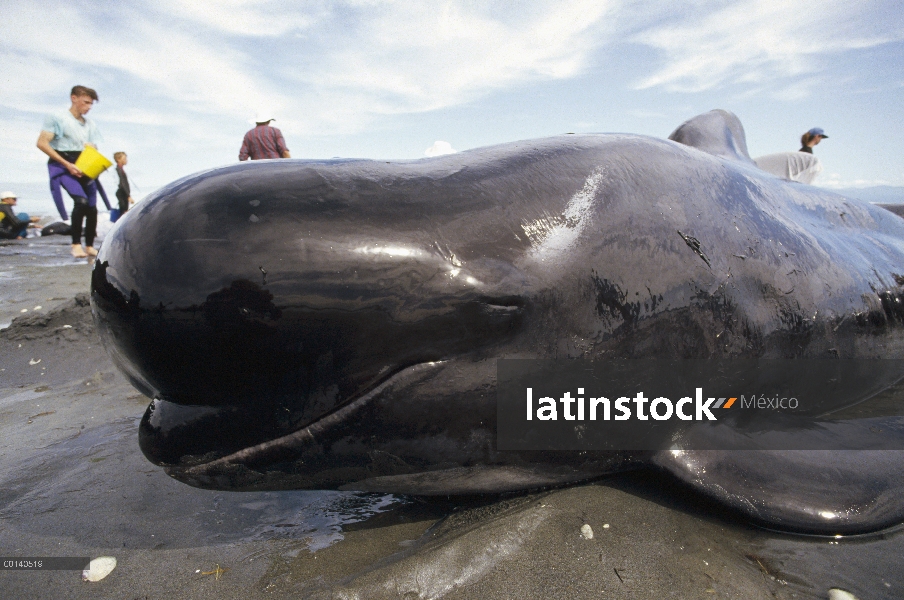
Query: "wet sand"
1 236 902 599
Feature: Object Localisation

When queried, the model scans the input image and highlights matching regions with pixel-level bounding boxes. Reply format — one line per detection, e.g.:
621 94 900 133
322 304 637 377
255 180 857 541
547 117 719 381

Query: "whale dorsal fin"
668 109 755 165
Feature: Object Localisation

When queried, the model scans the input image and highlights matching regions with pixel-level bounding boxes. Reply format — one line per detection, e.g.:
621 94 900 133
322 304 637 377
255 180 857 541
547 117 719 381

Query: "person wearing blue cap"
799 128 828 154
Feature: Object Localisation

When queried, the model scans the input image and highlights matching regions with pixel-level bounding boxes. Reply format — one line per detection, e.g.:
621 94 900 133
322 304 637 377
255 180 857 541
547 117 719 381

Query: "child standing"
114 151 133 220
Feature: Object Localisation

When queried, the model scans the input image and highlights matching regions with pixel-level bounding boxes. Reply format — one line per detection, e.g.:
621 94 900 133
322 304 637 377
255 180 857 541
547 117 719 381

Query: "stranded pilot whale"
91 110 904 534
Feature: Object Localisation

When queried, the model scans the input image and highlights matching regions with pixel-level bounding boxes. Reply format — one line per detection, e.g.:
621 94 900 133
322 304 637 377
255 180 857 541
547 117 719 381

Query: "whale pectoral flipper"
655 438 904 533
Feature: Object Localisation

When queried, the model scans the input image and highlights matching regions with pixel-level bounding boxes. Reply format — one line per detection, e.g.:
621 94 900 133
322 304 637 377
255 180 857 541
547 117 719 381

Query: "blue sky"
2 0 903 208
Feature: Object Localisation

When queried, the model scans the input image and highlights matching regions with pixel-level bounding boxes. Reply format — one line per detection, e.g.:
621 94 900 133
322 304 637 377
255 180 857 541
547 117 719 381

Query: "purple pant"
48 159 97 221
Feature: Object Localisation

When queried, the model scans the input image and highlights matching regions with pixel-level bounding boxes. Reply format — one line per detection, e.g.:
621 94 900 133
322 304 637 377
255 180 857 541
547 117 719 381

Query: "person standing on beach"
113 152 133 217
239 114 291 160
36 85 103 258
799 128 828 154
0 191 41 240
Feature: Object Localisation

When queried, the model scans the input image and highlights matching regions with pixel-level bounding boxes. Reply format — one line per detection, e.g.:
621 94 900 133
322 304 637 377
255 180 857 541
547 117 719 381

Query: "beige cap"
0 191 16 200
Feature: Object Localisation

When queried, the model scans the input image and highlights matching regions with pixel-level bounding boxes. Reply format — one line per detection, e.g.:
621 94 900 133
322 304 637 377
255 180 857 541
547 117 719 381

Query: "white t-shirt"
42 110 103 152
754 152 823 184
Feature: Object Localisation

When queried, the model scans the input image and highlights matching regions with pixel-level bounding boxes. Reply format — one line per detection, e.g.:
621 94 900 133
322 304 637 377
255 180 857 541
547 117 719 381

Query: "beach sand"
1 236 902 599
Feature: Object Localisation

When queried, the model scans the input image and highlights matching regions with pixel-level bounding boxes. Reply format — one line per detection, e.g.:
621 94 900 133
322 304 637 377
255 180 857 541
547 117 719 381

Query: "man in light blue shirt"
36 85 104 259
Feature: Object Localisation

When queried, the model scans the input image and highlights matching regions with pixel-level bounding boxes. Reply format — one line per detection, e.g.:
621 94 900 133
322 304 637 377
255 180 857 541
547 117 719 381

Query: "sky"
2 0 903 211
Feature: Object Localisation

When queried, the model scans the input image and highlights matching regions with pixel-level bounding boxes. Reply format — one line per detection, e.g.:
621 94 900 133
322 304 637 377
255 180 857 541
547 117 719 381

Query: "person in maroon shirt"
239 114 291 161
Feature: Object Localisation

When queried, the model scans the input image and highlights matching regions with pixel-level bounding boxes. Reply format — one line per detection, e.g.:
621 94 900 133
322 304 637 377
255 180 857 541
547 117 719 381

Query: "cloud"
0 0 632 190
0 0 617 138
0 117 51 173
424 141 457 157
1 2 283 120
768 76 823 102
269 0 619 135
153 0 323 37
1 0 900 188
630 0 904 94
820 173 903 189
624 109 668 119
315 1 614 105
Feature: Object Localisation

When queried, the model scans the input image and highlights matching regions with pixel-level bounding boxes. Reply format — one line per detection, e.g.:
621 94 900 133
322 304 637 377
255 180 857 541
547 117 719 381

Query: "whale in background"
91 110 904 534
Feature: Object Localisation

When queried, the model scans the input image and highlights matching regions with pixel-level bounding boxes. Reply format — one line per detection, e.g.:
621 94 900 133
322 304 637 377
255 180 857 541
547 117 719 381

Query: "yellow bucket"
74 146 113 179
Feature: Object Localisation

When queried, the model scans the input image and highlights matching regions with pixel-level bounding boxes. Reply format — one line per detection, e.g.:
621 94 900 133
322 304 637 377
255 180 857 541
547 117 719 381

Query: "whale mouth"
157 360 449 490
138 358 443 469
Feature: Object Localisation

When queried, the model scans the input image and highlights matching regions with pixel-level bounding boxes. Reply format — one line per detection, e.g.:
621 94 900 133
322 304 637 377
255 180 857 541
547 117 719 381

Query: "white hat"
253 112 274 124
0 191 16 200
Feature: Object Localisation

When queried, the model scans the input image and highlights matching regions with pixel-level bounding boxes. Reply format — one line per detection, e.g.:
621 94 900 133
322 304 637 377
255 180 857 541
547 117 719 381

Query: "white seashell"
29 359 41 365
580 524 594 539
82 556 117 582
828 589 859 600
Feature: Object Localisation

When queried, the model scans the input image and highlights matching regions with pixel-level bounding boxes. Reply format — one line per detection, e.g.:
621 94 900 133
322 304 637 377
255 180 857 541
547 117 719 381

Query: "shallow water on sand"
0 392 403 556
0 237 94 329
2 373 902 598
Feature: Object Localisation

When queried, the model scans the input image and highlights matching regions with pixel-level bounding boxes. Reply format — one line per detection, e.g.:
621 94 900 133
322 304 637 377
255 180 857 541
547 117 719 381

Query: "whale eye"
485 304 520 313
